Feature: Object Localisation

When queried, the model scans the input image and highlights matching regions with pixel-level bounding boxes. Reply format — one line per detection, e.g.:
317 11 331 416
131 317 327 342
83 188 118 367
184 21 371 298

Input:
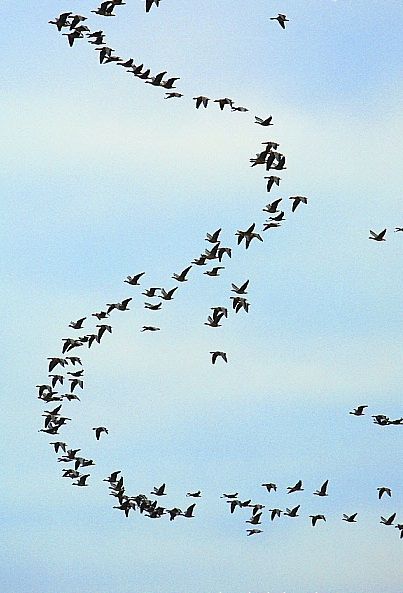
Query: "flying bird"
369 229 386 241
270 14 289 29
378 487 392 499
152 484 166 496
255 116 273 127
69 317 86 330
262 482 277 492
284 505 300 517
124 272 145 285
93 426 109 440
287 480 304 494
172 266 192 282
231 280 249 294
289 196 308 212
310 514 326 526
314 480 329 497
210 351 228 364
350 405 368 416
342 513 358 522
380 513 396 526
264 176 281 192
205 229 221 243
193 96 210 109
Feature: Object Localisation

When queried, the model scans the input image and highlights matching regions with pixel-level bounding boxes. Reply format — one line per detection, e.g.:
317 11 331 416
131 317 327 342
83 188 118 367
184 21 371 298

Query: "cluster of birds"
221 482 402 538
43 1 400 545
106 474 198 520
349 405 402 426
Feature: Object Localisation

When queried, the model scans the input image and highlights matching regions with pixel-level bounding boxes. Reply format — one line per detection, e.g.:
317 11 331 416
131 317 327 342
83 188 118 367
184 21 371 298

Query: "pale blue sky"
1 1 402 592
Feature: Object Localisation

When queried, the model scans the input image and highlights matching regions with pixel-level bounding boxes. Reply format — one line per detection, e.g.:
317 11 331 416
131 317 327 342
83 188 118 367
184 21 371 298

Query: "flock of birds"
221 481 403 537
40 1 402 540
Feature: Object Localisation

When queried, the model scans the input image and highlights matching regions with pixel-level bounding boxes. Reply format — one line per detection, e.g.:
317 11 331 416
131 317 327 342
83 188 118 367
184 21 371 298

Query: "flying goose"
270 14 289 29
210 351 228 364
369 229 387 241
93 426 108 440
314 480 329 497
172 266 192 282
124 272 145 285
350 405 368 416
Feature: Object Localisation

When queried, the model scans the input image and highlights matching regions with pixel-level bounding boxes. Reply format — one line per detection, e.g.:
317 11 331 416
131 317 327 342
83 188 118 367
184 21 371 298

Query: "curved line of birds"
41 1 402 535
49 4 401 240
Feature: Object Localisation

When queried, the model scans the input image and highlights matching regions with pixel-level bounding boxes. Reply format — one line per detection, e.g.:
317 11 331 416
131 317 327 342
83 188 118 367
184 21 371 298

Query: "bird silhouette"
270 14 289 29
369 229 387 241
93 426 109 440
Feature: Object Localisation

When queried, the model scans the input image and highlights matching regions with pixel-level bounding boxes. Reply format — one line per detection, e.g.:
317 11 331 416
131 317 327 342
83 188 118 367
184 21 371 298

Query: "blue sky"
1 1 402 592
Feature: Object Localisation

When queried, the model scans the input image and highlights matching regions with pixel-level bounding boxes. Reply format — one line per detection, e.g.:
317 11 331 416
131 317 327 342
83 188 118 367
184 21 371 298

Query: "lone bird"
270 14 289 29
231 280 249 294
93 426 108 440
264 176 281 192
349 405 368 416
210 351 228 364
380 513 396 526
378 487 392 499
284 505 300 517
262 482 277 492
151 484 166 496
314 480 329 497
287 480 303 494
342 513 358 522
247 529 263 536
69 317 86 330
124 272 145 285
369 229 386 241
73 474 90 487
193 96 210 109
172 266 192 282
310 514 326 527
255 116 273 127
289 196 308 212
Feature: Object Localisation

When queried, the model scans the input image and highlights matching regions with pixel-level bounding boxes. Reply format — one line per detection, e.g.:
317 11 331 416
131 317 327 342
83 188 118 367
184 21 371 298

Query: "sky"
1 1 402 592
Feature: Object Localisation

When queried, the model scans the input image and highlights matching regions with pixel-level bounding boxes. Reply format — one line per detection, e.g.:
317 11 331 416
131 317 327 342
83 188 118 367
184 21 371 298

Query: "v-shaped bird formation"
39 0 402 541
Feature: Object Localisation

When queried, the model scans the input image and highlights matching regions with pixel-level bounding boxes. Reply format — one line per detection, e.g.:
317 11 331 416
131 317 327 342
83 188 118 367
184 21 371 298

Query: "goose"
378 487 392 499
268 508 282 521
350 405 368 416
73 474 90 487
204 267 224 277
172 266 192 282
270 13 289 29
93 426 109 440
380 513 396 526
264 176 281 192
68 317 86 330
210 351 227 364
144 302 162 310
205 229 221 243
124 272 145 285
255 115 273 126
342 513 358 522
290 196 308 212
193 96 210 109
231 280 249 294
262 483 277 492
314 480 329 497
369 229 387 241
287 480 303 493
160 287 178 300
151 484 166 496
310 514 326 526
284 505 300 517
246 529 263 536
